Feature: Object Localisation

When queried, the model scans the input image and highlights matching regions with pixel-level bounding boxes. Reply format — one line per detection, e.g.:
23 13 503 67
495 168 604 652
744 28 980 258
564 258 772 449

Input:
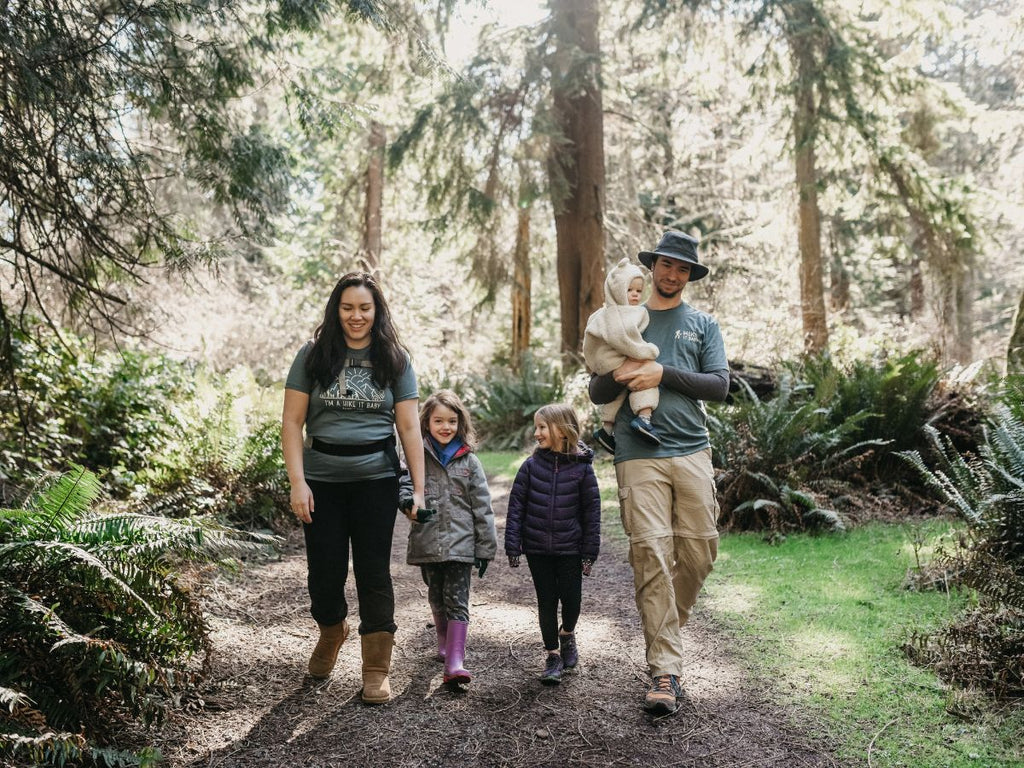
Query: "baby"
582 257 661 451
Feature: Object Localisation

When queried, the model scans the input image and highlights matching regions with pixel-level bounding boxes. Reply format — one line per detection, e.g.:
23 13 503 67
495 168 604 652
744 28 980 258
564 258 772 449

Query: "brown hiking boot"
643 674 681 714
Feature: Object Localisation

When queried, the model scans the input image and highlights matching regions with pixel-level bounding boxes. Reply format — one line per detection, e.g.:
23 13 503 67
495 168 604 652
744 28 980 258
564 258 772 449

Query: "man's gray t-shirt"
613 302 728 463
285 342 418 482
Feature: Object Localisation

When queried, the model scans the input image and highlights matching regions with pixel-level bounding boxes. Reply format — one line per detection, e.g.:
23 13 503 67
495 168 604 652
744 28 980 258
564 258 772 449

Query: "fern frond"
0 541 158 619
71 512 278 562
24 466 101 538
0 731 89 767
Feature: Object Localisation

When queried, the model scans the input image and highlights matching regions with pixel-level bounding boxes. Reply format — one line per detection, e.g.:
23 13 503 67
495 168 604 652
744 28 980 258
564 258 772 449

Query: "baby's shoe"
593 428 616 453
629 415 661 445
540 652 563 685
559 631 578 669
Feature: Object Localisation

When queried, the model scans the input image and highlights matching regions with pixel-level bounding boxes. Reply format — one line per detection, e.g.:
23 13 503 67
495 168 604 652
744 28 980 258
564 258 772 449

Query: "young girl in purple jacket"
505 403 602 684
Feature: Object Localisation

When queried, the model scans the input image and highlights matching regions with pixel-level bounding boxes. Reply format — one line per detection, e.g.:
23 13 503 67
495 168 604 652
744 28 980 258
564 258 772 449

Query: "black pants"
304 477 398 634
526 554 583 651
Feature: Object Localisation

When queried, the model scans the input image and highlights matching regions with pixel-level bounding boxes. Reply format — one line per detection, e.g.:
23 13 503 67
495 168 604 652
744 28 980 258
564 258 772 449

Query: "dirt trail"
151 478 841 767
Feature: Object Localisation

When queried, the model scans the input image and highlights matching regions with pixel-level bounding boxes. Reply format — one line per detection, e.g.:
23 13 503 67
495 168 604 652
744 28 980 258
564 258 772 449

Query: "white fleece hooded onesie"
582 257 660 427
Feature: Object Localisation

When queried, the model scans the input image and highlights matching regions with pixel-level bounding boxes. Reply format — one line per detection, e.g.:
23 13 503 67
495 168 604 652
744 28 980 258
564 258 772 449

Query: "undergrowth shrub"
0 466 275 766
0 327 190 496
467 353 564 450
899 404 1024 696
799 350 942 461
143 369 289 530
711 375 882 537
1 324 289 530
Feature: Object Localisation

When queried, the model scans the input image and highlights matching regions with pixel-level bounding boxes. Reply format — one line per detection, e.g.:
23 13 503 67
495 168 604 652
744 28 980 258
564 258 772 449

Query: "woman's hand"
290 481 314 524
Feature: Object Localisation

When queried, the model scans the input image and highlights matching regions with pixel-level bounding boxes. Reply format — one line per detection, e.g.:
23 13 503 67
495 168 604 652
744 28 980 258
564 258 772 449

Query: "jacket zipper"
549 454 559 552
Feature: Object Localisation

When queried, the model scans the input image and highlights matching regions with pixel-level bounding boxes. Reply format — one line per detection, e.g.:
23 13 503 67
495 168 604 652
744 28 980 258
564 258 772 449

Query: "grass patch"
478 450 529 481
706 521 1024 766
478 452 1024 765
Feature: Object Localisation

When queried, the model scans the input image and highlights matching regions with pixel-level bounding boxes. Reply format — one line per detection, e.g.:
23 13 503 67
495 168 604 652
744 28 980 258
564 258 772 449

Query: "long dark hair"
305 272 408 389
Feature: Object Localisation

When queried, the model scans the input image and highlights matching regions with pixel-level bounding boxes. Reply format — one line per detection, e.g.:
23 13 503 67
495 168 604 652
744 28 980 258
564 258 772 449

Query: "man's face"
651 256 692 299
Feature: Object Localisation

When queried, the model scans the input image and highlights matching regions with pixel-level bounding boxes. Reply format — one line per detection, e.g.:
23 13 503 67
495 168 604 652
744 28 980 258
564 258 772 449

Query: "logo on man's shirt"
675 329 701 342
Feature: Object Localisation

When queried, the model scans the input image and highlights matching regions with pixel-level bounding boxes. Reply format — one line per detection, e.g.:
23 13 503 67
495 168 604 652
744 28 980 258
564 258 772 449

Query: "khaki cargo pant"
615 449 719 678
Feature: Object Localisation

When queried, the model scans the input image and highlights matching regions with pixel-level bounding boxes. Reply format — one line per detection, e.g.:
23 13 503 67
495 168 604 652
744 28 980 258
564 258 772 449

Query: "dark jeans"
304 477 399 634
526 554 583 651
421 562 473 622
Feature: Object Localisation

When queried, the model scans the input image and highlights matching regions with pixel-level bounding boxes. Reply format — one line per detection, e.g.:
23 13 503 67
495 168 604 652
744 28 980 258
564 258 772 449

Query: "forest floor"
149 477 845 767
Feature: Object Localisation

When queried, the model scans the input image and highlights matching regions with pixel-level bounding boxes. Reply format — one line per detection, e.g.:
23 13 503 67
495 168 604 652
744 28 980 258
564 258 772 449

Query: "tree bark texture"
1008 290 1024 374
789 3 829 356
361 120 385 274
547 0 606 366
511 198 533 371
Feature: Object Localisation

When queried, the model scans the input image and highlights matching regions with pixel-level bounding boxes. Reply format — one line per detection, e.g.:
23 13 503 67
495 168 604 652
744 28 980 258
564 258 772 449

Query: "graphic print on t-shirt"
320 361 385 411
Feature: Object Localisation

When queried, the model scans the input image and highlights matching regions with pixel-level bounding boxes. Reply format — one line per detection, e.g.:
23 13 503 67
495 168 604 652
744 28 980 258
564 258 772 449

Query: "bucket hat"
637 231 708 281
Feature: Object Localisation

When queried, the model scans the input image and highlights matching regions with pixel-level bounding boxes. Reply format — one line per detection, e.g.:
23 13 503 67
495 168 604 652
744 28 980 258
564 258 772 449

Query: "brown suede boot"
360 631 394 704
307 620 350 679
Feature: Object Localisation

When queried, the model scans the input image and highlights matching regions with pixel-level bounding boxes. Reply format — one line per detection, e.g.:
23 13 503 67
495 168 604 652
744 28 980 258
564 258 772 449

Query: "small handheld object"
400 497 436 523
508 554 520 568
415 508 437 523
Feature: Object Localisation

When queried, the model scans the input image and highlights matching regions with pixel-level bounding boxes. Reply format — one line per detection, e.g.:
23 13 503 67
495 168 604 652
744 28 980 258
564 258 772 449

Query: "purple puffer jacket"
504 443 601 560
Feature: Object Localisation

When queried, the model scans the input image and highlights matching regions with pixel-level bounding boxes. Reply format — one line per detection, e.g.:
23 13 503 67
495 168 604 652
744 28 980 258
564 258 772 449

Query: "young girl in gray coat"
401 389 497 686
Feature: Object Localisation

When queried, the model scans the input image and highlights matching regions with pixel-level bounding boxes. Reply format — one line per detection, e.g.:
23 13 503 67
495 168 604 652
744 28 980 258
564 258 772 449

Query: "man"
588 230 729 715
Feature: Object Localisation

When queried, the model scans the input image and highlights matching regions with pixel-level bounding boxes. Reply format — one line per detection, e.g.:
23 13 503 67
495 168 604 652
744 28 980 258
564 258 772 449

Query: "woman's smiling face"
339 285 375 348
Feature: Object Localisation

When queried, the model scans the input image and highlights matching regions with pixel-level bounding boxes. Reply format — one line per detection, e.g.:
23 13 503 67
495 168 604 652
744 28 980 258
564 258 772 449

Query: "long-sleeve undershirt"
588 366 730 405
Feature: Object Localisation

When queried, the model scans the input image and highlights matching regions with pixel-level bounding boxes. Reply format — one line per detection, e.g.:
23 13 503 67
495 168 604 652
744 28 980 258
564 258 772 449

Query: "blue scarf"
429 435 463 467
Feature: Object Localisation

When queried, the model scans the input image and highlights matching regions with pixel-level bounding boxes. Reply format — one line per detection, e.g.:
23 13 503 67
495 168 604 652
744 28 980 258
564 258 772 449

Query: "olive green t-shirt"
285 342 418 482
613 302 728 463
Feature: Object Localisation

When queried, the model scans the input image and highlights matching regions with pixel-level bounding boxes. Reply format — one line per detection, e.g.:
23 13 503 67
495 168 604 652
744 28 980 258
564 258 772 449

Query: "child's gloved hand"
582 558 594 577
508 555 520 568
474 558 489 578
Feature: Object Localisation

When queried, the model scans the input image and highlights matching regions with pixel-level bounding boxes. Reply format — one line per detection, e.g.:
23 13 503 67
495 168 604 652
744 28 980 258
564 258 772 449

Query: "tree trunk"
953 266 973 364
827 216 849 313
361 120 385 274
511 195 533 371
909 253 925 318
1008 290 1024 374
547 0 606 367
789 6 829 356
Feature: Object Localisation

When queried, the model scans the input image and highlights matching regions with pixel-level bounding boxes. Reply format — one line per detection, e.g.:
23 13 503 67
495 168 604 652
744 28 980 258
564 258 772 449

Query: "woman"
282 272 424 705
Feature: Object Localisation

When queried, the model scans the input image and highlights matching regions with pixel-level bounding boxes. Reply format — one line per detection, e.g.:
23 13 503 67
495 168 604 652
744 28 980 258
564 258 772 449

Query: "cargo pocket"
618 486 633 538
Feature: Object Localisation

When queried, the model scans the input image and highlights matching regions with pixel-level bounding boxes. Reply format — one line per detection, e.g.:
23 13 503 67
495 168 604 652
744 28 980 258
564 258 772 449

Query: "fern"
466 352 565 450
0 465 274 761
900 406 1024 611
715 375 869 534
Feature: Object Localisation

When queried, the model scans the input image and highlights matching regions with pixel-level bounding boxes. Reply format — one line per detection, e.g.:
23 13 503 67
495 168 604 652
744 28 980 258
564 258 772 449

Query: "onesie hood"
604 257 646 307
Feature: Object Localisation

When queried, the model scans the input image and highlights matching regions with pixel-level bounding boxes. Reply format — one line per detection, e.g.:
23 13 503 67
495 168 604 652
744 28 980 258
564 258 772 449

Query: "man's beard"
655 283 682 299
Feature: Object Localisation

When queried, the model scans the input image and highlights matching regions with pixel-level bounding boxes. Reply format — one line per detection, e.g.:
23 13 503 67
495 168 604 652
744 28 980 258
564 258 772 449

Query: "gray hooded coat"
404 440 497 565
